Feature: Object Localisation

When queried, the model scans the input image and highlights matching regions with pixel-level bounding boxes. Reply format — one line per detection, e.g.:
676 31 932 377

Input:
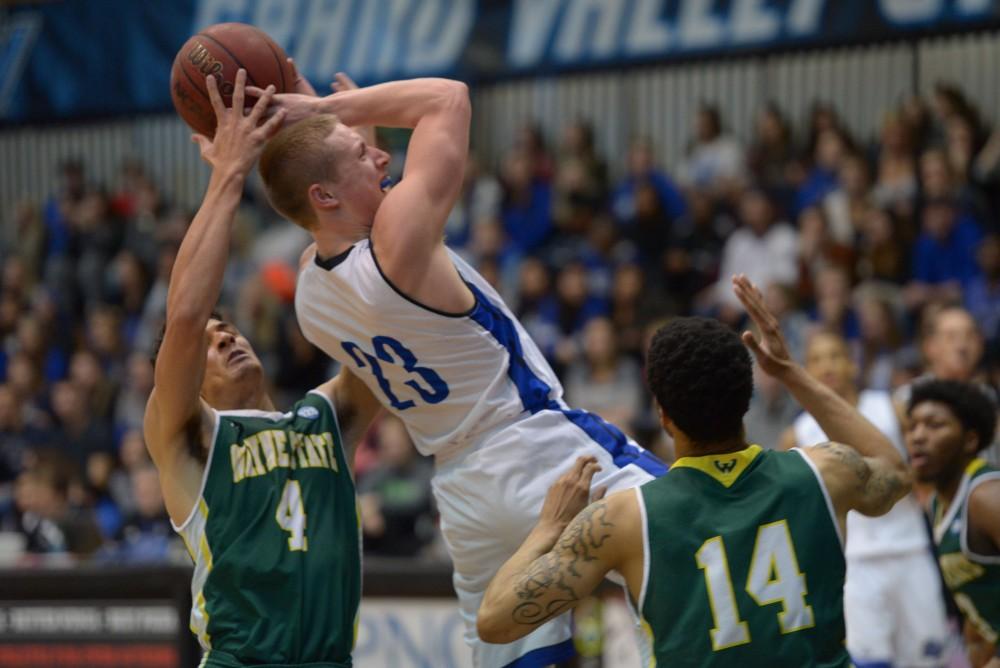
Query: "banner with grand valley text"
1 0 999 124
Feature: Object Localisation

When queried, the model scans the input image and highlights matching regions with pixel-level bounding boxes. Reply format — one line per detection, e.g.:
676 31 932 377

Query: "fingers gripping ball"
170 22 296 137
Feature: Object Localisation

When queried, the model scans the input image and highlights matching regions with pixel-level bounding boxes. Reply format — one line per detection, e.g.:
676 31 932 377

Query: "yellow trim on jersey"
639 618 656 667
934 458 990 528
967 458 988 477
192 499 213 650
671 444 763 488
353 495 362 649
192 591 211 648
180 532 196 562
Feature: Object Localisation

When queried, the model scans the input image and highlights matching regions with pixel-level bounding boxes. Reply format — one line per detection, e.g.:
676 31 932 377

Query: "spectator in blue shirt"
965 234 1000 344
110 466 175 562
906 197 982 310
795 127 851 214
612 140 686 227
536 262 608 370
42 160 85 262
501 150 553 253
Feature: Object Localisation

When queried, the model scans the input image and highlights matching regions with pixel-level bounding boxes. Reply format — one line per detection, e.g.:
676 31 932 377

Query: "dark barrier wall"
0 561 456 668
0 566 198 668
2 0 999 124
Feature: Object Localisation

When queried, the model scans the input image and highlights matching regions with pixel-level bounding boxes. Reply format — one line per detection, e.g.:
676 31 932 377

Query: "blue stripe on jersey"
502 639 575 668
467 283 554 413
466 283 667 477
561 407 669 476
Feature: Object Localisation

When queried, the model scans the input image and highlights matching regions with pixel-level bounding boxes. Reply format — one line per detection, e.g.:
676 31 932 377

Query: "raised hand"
192 69 286 177
330 71 361 94
247 71 365 128
538 456 607 534
329 72 376 146
732 274 795 379
287 58 317 96
246 78 322 126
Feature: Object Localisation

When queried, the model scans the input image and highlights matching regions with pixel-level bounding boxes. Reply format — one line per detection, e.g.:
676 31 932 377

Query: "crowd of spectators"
2 81 1000 565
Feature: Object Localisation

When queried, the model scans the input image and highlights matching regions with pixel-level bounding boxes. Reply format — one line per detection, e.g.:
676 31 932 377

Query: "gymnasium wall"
472 31 1000 169
0 32 998 222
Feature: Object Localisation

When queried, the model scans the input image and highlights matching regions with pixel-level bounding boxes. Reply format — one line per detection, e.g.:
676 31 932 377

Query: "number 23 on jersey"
341 336 449 411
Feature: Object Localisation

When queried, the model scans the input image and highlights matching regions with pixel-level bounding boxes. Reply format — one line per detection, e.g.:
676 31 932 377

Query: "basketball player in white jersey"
779 329 949 667
251 79 667 666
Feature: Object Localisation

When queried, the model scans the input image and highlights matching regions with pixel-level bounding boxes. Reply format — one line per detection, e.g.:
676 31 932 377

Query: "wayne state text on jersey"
229 430 340 483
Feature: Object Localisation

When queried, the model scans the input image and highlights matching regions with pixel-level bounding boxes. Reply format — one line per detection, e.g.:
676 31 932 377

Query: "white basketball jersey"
793 390 929 557
295 240 565 459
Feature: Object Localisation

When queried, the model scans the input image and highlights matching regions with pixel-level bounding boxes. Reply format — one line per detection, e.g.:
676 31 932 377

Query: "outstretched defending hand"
287 58 317 96
732 274 795 379
537 456 607 536
191 69 286 177
330 71 361 94
248 71 366 127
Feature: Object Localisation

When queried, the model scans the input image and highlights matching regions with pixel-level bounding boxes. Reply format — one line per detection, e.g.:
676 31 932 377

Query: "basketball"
170 23 296 137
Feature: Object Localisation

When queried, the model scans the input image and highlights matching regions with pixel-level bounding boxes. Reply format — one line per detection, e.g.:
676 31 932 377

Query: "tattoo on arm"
815 442 870 489
510 501 614 627
815 442 905 513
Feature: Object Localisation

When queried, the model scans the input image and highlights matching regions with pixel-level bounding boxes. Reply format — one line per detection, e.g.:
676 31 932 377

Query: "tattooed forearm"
865 468 906 513
816 442 909 514
511 553 579 625
510 501 615 627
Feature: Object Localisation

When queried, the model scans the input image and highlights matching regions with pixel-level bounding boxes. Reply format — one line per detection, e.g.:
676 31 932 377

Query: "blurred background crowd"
2 81 1000 565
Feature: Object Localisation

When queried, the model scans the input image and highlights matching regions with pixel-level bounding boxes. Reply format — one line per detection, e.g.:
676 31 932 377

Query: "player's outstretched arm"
478 458 628 644
327 72 376 148
144 71 285 520
281 61 377 149
807 441 911 517
344 79 470 295
732 274 911 518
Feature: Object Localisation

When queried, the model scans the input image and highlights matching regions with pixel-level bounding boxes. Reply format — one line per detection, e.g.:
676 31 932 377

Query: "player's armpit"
809 441 912 519
477 498 620 644
143 387 208 463
143 395 214 525
317 368 382 458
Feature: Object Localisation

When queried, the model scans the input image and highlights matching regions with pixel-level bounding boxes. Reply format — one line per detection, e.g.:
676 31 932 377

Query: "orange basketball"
170 23 296 137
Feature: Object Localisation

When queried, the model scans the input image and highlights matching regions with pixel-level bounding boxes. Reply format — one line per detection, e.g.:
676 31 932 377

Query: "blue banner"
2 0 999 124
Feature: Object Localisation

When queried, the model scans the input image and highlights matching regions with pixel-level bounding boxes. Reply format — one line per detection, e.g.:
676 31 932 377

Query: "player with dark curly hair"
908 380 1000 667
478 275 912 667
643 315 754 444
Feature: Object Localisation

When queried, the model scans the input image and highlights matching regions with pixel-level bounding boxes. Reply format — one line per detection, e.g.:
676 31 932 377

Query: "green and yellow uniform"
932 458 1000 646
173 391 360 668
638 445 849 667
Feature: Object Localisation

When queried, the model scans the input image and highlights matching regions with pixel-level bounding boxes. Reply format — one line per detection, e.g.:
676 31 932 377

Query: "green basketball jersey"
932 458 1000 645
173 391 360 668
638 445 849 667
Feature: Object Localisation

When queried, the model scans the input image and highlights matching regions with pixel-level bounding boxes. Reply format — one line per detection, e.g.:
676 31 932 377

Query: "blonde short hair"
259 114 342 229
